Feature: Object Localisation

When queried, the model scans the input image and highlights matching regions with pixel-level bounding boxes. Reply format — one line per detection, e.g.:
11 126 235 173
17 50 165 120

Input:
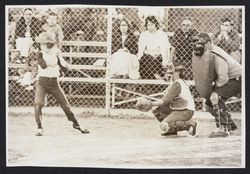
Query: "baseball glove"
135 97 152 112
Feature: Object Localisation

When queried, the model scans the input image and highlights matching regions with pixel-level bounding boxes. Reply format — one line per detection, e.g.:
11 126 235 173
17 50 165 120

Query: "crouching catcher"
135 65 197 136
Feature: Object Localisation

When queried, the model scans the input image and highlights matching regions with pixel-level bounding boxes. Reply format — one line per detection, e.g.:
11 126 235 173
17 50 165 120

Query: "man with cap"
34 31 90 136
136 65 197 136
192 33 242 137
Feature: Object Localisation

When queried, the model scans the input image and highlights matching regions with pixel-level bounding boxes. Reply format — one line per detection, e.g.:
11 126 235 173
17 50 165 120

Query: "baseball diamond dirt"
7 109 243 168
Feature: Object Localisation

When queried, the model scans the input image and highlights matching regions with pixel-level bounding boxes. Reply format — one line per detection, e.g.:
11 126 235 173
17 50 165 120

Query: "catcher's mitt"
135 97 152 112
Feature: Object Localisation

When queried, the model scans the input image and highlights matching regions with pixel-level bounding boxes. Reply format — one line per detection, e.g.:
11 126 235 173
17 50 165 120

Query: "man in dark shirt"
171 17 198 80
212 18 241 55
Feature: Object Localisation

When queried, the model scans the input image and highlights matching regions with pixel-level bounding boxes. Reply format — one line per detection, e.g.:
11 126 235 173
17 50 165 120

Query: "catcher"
135 65 197 136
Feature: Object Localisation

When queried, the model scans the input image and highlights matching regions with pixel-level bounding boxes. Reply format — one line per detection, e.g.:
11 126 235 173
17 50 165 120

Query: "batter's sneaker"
73 124 90 134
35 128 43 136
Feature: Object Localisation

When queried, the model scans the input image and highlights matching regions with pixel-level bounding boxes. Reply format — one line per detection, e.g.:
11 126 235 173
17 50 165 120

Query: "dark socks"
37 123 42 129
72 119 80 126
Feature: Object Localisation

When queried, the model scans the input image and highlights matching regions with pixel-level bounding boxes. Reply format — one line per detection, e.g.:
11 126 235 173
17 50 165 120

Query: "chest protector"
192 51 215 100
192 45 242 100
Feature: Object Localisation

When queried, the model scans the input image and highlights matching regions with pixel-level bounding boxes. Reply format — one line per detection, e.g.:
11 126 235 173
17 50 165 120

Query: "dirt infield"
7 111 243 168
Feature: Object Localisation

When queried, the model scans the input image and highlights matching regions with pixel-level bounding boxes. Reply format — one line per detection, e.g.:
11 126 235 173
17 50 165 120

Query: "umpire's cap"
35 32 57 44
192 33 211 44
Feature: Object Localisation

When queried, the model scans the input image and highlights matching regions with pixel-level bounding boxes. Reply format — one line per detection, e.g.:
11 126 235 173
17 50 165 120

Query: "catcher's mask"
192 33 211 57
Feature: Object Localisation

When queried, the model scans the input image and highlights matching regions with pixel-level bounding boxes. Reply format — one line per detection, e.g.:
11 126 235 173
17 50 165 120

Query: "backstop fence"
7 6 243 115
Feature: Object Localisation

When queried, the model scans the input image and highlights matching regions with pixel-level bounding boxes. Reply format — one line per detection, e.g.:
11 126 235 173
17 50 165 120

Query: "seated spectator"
170 17 198 80
62 8 96 51
15 8 43 63
16 46 39 90
110 18 139 79
8 14 16 51
137 16 171 79
212 18 241 58
42 11 64 49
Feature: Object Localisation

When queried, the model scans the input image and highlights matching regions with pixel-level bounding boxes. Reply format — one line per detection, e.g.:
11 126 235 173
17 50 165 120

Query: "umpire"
192 33 241 138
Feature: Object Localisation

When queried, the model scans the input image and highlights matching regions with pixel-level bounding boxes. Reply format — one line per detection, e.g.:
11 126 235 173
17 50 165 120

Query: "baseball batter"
34 32 89 136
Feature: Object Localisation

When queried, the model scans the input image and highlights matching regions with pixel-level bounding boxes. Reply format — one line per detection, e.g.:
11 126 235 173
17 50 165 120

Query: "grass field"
7 109 243 168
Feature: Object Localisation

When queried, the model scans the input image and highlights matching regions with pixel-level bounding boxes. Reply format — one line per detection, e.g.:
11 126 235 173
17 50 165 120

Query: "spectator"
112 19 138 55
8 14 16 50
62 8 96 46
15 8 43 62
16 46 39 90
212 18 241 56
110 18 139 79
137 16 171 79
42 11 64 49
171 17 198 80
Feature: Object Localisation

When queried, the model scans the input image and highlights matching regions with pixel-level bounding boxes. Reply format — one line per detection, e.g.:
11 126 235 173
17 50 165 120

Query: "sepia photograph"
5 4 245 168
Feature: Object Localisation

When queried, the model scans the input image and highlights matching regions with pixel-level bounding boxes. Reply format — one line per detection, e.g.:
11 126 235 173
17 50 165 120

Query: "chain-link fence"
7 6 243 114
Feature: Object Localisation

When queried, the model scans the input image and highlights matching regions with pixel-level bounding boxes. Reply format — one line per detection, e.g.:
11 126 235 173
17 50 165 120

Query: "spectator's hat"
192 33 211 44
35 32 56 43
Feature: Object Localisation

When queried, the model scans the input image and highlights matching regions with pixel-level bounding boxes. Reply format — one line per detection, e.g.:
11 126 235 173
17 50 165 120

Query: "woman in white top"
137 16 171 79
